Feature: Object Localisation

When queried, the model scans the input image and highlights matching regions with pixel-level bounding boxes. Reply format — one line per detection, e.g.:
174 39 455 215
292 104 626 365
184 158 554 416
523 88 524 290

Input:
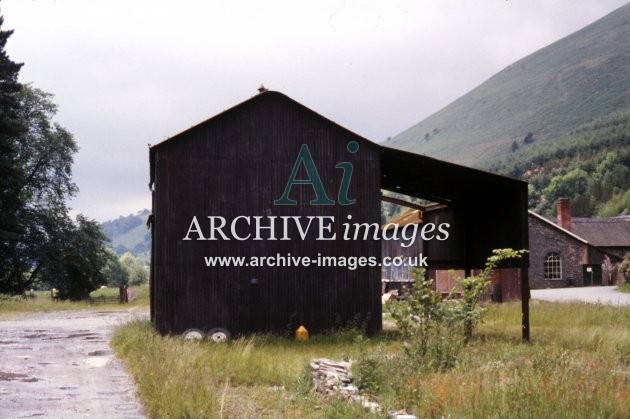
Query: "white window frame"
544 252 562 280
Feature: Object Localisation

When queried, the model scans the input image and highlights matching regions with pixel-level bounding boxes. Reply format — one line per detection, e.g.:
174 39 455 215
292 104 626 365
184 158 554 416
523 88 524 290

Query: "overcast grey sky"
2 0 627 221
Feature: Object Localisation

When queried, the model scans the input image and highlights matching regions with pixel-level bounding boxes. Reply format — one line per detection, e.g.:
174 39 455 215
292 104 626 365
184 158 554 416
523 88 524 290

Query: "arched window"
544 252 562 280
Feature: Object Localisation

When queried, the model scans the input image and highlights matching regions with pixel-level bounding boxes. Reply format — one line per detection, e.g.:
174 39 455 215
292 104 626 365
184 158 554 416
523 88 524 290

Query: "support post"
521 265 530 342
519 184 530 342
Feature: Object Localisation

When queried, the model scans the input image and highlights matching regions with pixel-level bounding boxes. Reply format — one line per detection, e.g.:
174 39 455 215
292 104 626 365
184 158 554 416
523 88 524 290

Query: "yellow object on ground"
295 325 309 341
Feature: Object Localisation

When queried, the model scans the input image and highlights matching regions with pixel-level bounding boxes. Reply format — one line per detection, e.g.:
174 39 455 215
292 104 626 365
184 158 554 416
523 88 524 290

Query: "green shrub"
388 267 464 371
353 340 396 394
388 249 526 372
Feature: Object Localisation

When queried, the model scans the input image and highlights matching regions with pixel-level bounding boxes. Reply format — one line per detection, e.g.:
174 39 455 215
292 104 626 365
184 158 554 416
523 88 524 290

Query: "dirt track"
0 308 148 418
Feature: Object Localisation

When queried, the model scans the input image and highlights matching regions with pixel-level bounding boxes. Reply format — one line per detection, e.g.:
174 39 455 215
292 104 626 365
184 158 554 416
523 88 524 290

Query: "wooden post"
520 185 530 342
119 285 129 303
521 265 530 342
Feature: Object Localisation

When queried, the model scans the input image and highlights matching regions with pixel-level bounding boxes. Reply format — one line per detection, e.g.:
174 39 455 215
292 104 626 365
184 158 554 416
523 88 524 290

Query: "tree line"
485 112 630 217
0 16 145 299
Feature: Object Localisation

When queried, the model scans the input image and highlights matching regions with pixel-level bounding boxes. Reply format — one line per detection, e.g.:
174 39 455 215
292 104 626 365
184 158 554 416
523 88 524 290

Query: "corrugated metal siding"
151 92 381 336
495 268 523 301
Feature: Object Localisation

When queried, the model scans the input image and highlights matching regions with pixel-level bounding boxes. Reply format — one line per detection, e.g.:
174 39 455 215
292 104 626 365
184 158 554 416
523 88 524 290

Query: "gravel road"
531 285 630 306
0 308 148 418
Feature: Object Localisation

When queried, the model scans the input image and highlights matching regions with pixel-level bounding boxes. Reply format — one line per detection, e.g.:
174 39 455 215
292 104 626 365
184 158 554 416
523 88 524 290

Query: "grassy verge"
112 323 387 417
384 301 630 417
618 282 630 294
112 301 630 418
0 284 149 316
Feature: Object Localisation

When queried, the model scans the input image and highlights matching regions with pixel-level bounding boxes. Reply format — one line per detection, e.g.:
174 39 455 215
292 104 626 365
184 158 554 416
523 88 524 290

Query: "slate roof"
530 211 588 244
570 216 630 247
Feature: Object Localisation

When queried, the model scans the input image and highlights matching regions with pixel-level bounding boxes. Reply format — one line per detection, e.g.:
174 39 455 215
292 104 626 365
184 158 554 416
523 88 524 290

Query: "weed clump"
387 249 526 372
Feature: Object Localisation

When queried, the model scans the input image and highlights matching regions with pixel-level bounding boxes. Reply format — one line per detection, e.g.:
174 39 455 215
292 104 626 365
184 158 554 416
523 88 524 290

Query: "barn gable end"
150 91 382 335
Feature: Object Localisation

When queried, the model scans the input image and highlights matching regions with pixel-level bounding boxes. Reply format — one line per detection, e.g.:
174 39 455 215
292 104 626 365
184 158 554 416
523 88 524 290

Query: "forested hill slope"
486 112 630 217
388 4 630 168
100 209 151 264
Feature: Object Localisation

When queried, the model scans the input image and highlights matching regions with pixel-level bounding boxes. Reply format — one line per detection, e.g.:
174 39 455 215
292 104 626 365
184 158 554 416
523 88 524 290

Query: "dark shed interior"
381 146 529 270
380 146 530 339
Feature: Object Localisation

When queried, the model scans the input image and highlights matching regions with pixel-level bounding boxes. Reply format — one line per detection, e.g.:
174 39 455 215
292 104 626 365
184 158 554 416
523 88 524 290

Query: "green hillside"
389 4 630 167
101 209 151 265
486 112 630 217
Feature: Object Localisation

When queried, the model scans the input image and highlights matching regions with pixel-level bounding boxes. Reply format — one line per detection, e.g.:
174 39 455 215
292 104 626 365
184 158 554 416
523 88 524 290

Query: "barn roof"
151 90 378 150
149 90 378 188
149 89 529 267
380 145 526 204
150 89 527 201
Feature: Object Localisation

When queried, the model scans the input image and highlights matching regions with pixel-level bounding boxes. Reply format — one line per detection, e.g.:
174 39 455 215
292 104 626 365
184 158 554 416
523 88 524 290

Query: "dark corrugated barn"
149 91 382 336
149 91 530 339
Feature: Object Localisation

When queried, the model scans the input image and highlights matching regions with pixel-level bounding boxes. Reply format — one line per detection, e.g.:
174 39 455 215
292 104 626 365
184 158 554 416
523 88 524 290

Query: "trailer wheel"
182 328 204 341
207 328 231 343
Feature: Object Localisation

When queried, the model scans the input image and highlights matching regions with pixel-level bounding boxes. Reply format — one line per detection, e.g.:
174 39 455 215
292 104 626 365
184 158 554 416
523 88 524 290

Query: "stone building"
529 198 630 288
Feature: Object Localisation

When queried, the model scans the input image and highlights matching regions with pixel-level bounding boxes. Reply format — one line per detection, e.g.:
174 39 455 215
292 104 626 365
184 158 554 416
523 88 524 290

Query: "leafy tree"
39 215 111 300
0 16 111 297
119 252 148 286
543 168 589 199
597 153 630 191
0 86 80 293
542 168 595 215
598 189 630 217
0 16 27 293
102 249 127 287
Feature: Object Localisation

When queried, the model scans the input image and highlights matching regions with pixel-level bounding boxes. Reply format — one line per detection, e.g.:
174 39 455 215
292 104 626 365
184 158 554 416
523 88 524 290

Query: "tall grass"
111 322 384 418
112 301 630 418
428 302 630 417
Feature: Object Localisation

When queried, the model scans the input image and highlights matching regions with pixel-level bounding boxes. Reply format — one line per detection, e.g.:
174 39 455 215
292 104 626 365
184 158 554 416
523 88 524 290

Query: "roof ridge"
528 210 589 244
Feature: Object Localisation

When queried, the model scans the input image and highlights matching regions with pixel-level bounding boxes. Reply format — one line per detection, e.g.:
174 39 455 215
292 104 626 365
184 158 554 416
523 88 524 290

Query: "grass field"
111 301 630 418
0 284 149 316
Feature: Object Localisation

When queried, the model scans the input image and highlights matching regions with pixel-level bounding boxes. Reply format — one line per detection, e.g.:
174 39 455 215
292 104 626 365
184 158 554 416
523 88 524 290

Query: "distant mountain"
388 4 630 218
101 209 151 265
388 4 630 167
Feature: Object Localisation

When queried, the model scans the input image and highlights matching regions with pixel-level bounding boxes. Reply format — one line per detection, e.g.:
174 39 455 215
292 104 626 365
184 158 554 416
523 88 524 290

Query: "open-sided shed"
381 147 530 337
149 91 530 340
381 146 529 271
